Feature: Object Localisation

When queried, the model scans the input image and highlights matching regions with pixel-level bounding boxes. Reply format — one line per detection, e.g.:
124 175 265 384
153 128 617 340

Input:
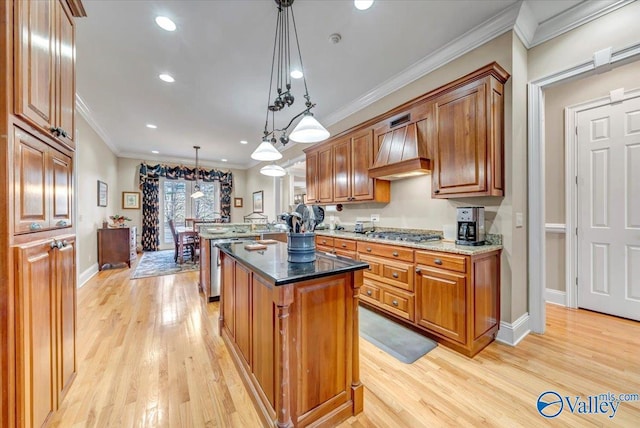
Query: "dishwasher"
208 238 252 301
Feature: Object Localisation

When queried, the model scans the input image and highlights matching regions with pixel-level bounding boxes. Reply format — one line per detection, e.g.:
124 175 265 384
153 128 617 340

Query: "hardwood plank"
49 266 640 427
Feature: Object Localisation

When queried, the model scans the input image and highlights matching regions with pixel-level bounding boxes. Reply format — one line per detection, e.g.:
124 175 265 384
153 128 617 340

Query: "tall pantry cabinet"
0 1 86 426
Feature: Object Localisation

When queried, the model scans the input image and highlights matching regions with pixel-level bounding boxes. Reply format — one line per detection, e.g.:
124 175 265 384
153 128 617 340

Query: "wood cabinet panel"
305 151 318 204
317 146 333 203
15 242 57 428
234 263 252 366
381 287 414 321
360 280 381 303
55 0 75 147
333 137 351 202
334 238 356 252
14 130 49 233
415 266 467 344
351 129 377 200
14 0 77 148
415 250 466 273
13 126 74 234
55 237 76 404
472 253 500 339
15 0 55 132
251 275 274 407
199 237 211 298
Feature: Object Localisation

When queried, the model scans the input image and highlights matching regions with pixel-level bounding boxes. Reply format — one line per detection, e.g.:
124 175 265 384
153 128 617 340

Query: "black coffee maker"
455 207 485 246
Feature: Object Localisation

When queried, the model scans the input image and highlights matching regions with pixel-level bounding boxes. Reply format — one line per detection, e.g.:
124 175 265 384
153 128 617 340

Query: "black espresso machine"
455 207 485 246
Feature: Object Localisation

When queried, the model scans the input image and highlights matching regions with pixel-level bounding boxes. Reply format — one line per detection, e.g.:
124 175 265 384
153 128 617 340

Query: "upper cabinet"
14 0 80 149
431 64 508 198
304 128 390 205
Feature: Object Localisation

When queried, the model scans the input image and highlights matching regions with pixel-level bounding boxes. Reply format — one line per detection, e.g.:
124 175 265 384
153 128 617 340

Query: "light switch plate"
370 214 380 222
516 212 523 228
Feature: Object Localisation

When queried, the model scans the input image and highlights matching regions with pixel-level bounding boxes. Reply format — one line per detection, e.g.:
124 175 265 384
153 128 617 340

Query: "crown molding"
75 93 121 155
531 0 635 47
117 152 246 171
513 1 538 48
322 2 521 128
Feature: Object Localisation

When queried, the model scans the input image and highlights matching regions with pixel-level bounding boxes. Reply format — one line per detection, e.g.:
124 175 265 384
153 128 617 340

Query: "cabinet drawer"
357 241 414 262
334 238 356 251
381 288 415 322
316 236 334 247
359 254 413 292
361 280 381 302
317 245 333 254
358 254 381 277
415 250 467 273
334 249 356 259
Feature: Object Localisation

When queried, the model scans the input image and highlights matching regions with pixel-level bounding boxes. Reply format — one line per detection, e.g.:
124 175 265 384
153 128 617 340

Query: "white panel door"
577 95 640 321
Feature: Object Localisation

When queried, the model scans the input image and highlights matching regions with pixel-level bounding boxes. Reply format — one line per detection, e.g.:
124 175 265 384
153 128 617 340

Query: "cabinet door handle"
366 290 372 296
58 128 69 138
341 243 347 247
415 268 421 274
56 220 68 227
392 272 399 278
434 189 440 194
434 259 443 265
61 240 68 248
50 240 58 249
392 251 399 257
392 300 399 307
366 247 372 252
321 240 327 244
29 223 42 231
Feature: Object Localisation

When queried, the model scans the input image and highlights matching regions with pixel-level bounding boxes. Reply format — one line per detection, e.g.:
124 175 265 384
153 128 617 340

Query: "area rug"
131 250 199 279
359 307 437 364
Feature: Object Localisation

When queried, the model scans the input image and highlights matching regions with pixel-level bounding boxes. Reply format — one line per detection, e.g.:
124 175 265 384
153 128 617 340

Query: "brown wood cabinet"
219 251 363 427
352 238 501 357
1 1 84 425
14 0 80 149
304 129 390 205
315 235 357 259
14 235 76 427
431 64 508 197
97 227 137 270
13 126 73 234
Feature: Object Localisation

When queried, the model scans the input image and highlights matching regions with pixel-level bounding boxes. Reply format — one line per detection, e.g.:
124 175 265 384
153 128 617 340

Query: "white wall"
76 115 118 280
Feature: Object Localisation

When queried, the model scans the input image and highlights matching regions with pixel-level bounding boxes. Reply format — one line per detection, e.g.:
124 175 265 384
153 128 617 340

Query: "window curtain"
138 163 233 251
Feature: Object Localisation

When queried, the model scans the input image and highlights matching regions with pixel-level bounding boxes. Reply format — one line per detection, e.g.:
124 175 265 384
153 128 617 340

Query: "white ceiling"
76 0 618 169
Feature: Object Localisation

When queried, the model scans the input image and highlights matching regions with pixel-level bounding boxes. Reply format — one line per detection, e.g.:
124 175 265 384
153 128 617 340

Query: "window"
160 178 220 244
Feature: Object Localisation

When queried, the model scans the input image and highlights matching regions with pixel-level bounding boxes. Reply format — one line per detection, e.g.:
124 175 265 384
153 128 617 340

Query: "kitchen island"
217 241 369 427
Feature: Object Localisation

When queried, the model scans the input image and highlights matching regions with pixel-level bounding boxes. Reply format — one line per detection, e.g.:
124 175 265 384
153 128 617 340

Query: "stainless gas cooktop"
365 231 442 243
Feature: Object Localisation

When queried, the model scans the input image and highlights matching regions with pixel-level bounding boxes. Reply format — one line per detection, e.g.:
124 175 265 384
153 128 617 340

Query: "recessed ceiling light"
290 69 303 79
155 16 176 32
159 73 175 83
146 124 157 129
221 159 228 162
354 0 374 11
151 150 160 154
240 140 248 145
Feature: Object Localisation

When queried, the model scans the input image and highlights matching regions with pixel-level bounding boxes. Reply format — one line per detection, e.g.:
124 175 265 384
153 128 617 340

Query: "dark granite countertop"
217 241 369 286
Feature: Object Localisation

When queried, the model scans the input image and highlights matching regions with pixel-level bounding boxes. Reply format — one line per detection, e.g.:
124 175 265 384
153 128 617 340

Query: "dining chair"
168 219 199 263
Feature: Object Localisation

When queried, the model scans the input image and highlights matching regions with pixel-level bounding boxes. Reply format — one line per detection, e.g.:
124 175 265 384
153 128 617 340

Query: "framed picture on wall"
122 191 140 209
97 180 108 207
252 191 263 213
234 197 243 208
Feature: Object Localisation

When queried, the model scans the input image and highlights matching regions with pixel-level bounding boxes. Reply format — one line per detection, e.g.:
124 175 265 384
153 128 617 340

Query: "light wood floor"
49 267 640 427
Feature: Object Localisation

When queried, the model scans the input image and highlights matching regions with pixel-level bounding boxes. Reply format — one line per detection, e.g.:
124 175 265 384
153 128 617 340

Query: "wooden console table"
98 226 137 270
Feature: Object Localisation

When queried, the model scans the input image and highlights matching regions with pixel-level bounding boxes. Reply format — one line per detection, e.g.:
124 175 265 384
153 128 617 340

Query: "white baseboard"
545 288 566 306
78 263 99 288
496 312 531 346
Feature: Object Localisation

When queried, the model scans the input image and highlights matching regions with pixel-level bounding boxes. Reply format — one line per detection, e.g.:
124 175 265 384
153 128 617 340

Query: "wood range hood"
368 111 432 180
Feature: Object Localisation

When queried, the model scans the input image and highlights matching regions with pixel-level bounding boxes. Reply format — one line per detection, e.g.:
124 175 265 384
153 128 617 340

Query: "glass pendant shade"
191 145 204 199
289 114 330 143
191 186 204 199
260 164 286 177
251 139 283 161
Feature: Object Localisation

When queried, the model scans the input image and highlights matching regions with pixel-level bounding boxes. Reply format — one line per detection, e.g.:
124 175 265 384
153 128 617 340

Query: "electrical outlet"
370 214 380 222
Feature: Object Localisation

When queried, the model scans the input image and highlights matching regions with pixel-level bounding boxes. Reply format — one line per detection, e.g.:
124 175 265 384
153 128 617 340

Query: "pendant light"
191 145 204 199
252 0 330 162
260 163 287 177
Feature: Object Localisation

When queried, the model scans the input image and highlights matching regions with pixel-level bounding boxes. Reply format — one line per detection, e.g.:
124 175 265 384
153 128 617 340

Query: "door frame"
564 88 640 309
527 42 640 334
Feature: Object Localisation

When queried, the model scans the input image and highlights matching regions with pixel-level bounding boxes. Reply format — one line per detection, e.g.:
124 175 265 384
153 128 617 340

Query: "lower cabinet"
353 239 501 357
97 226 136 270
14 235 76 427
